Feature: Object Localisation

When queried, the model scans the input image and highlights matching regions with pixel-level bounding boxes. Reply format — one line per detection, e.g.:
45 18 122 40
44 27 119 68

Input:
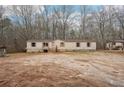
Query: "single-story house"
106 40 124 50
26 39 96 52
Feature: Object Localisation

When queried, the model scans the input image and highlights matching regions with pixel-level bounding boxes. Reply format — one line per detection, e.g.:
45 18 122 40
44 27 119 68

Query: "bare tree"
79 5 90 39
8 5 37 51
54 5 74 40
0 6 5 45
113 6 124 50
39 6 51 39
93 7 108 49
11 6 36 40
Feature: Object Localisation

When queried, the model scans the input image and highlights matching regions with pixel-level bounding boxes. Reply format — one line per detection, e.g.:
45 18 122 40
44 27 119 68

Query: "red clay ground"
0 51 124 87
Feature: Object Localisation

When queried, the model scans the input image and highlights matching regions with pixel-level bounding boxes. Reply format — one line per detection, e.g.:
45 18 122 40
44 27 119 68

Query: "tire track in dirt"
74 58 124 86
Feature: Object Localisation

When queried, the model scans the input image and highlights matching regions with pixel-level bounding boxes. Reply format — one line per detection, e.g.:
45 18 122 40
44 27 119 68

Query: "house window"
113 42 116 45
43 43 45 46
87 42 90 47
76 42 80 47
60 42 64 47
43 42 48 47
31 42 36 47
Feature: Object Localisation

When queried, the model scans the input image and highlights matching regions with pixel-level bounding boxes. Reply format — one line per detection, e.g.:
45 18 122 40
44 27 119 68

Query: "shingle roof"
64 39 95 42
27 40 53 42
27 39 96 42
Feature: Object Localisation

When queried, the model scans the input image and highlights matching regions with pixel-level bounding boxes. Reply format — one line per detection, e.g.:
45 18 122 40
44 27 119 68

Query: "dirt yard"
0 51 124 87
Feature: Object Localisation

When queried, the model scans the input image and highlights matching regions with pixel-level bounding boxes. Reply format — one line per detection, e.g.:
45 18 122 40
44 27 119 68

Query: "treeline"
0 5 124 52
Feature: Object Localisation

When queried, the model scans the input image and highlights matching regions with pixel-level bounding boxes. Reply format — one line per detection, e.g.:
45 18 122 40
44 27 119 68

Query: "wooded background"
0 5 124 52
